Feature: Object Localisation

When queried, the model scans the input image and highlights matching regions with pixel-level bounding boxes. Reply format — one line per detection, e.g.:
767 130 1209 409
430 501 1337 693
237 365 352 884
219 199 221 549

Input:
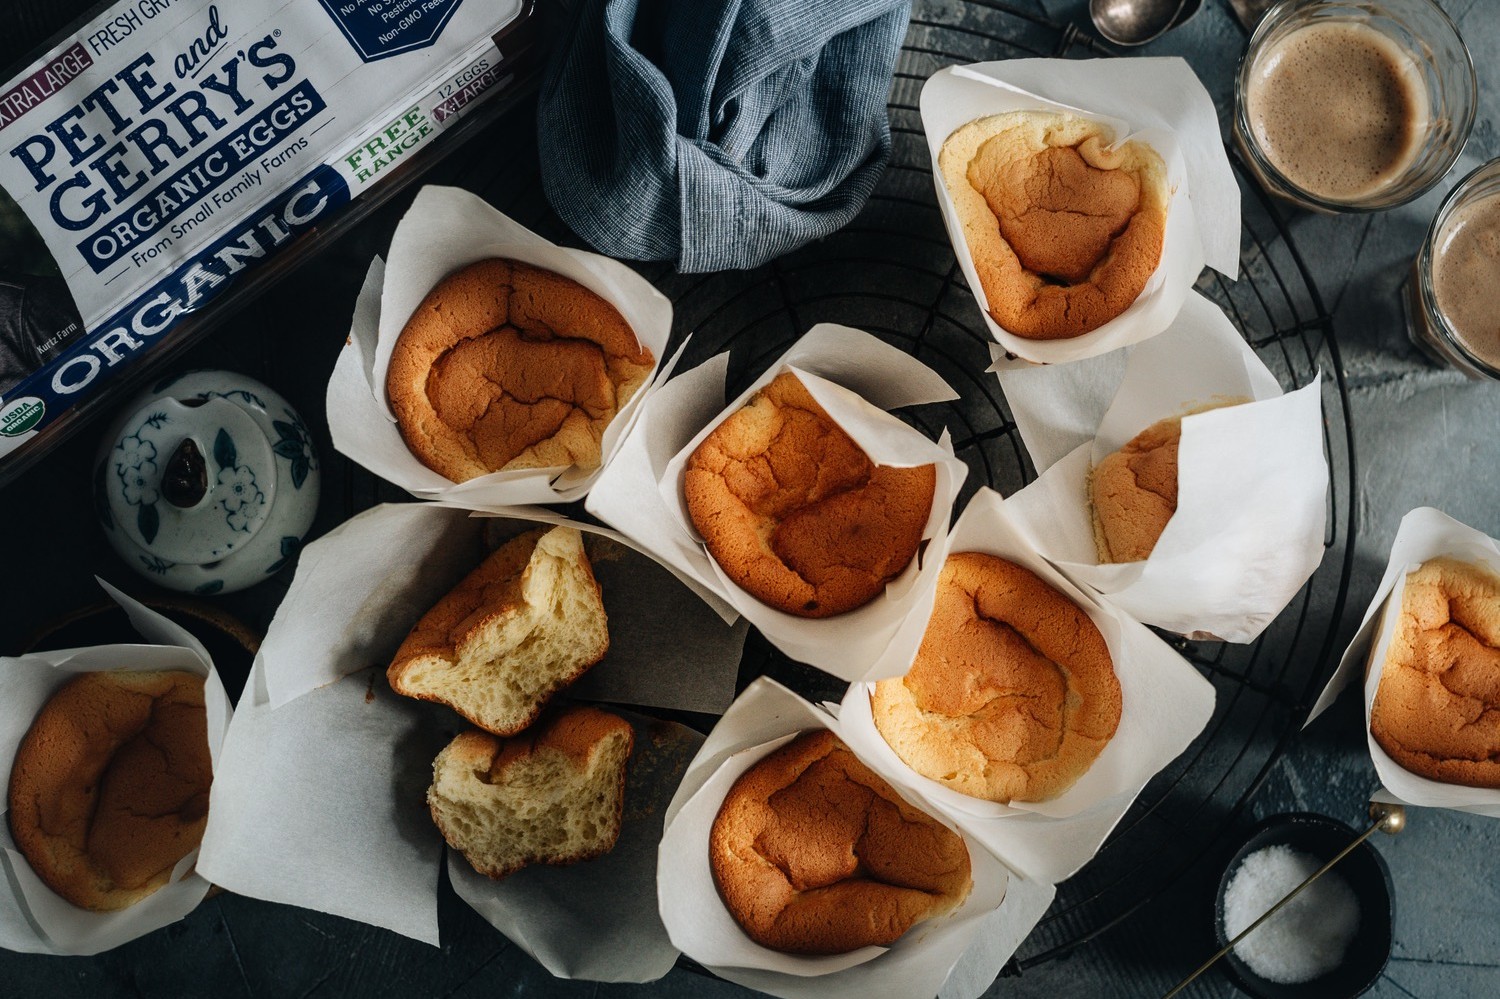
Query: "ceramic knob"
94 371 320 594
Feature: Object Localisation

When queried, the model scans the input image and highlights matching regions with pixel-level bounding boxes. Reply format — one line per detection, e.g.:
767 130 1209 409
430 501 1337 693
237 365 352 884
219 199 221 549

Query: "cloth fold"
537 0 911 272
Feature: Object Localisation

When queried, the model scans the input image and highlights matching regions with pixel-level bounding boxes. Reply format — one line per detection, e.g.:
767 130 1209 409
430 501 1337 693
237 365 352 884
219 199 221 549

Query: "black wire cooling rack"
0 0 1355 991
437 0 1359 971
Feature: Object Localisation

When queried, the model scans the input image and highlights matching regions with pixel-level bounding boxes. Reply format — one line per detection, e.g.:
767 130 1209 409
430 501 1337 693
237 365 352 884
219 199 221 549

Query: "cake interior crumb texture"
429 710 634 879
388 526 609 736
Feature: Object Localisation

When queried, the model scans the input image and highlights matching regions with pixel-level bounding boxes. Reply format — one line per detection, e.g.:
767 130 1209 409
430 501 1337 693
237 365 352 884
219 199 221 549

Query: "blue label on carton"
0 0 528 470
5 165 349 419
317 0 468 61
75 80 327 273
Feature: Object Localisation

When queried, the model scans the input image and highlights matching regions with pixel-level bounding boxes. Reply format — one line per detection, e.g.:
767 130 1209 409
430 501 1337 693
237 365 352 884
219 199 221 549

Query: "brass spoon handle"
1161 802 1406 999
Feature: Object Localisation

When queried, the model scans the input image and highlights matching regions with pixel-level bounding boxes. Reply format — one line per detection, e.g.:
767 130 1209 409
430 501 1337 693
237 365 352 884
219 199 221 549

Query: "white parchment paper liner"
0 581 232 955
450 709 704 981
658 678 1055 999
200 502 746 967
198 659 446 944
837 489 1216 882
327 185 678 507
919 58 1238 367
587 323 968 681
254 503 743 711
995 293 1278 474
1003 295 1327 643
1308 507 1500 818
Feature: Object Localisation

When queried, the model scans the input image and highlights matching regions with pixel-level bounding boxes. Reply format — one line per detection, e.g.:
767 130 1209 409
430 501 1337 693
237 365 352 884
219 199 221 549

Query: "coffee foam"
1246 20 1429 202
1434 193 1500 365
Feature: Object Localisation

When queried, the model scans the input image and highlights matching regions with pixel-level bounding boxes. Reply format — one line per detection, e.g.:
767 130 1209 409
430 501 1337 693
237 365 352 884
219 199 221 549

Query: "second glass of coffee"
1404 159 1500 380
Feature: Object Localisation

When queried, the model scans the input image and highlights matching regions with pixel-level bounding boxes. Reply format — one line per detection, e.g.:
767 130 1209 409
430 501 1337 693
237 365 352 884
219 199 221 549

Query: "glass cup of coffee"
1234 0 1476 213
1403 159 1500 379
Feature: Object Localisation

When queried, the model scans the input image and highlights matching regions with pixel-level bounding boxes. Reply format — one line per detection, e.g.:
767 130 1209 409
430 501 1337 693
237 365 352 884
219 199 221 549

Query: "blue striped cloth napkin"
536 0 912 272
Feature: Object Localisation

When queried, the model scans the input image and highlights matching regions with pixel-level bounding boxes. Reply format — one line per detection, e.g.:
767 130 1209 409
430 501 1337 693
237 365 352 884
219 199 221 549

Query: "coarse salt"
1222 843 1361 984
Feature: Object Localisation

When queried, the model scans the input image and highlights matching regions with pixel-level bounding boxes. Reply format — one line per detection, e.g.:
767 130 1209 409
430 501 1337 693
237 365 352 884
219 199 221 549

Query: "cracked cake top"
386 258 654 482
684 371 936 618
939 111 1169 340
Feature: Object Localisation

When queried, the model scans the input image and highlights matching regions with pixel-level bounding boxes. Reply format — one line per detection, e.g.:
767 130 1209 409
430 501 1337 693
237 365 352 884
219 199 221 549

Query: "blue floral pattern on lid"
114 416 168 543
271 409 318 489
216 462 264 532
96 371 321 594
212 428 269 535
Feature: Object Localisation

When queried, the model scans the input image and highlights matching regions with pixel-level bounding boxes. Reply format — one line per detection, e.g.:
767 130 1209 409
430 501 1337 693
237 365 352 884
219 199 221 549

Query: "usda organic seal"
0 396 44 437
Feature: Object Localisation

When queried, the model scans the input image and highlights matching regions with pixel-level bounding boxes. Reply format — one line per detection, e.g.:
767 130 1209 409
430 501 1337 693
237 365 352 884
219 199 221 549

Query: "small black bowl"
18 598 259 697
1213 812 1394 999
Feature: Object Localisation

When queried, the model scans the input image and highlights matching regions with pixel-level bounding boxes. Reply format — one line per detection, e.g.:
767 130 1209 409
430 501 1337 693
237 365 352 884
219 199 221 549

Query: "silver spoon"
1089 0 1198 47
